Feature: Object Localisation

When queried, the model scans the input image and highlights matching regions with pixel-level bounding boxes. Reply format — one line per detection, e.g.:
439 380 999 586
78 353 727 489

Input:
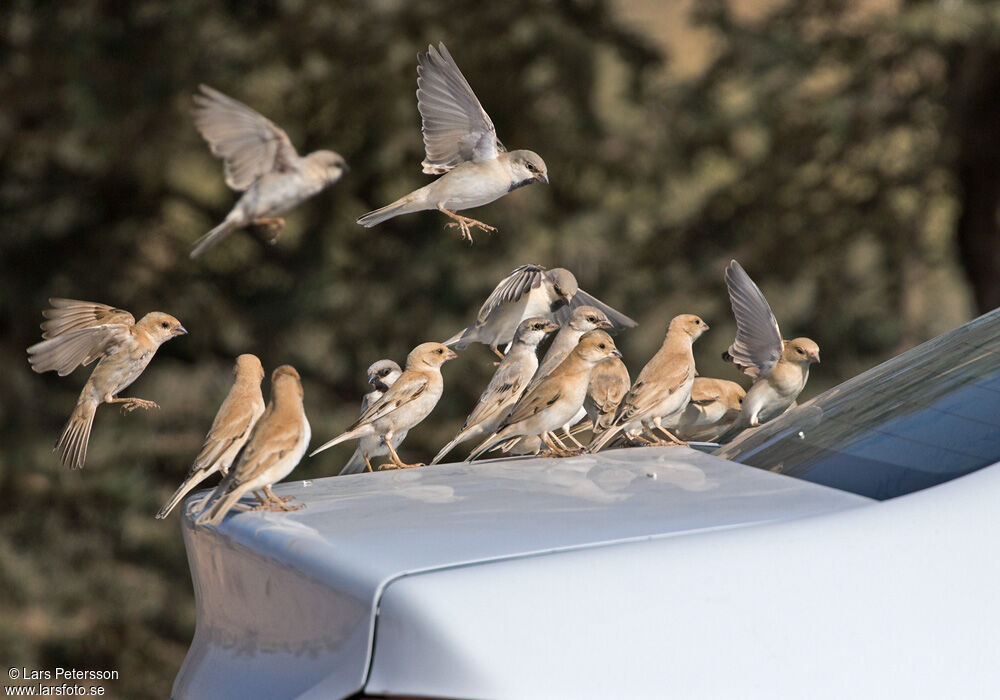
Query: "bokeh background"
3 0 999 696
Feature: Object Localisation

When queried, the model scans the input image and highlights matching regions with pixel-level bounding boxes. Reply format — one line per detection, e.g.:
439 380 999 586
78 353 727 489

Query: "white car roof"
172 446 869 699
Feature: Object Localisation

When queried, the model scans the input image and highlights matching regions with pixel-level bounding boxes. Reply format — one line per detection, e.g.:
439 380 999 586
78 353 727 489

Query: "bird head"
407 342 458 370
547 268 579 309
569 305 613 332
575 330 622 364
785 338 820 365
508 150 548 186
669 314 709 340
234 353 265 382
309 150 349 184
513 317 560 347
366 359 403 390
271 365 304 402
138 312 187 345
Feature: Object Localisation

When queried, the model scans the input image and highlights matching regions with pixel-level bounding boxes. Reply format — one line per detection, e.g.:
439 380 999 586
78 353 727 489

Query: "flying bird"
356 42 548 242
340 359 405 475
432 317 557 465
718 260 820 439
27 299 187 470
675 377 746 442
156 354 266 519
588 314 708 452
310 343 456 469
190 84 348 258
444 264 636 357
468 330 622 460
196 365 311 525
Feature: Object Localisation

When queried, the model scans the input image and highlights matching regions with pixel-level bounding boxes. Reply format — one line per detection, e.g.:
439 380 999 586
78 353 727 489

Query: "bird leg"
652 417 687 446
253 485 303 511
561 425 586 450
364 453 374 473
252 217 286 243
437 206 496 243
264 484 297 504
540 432 581 458
379 437 424 470
490 346 506 363
108 396 160 413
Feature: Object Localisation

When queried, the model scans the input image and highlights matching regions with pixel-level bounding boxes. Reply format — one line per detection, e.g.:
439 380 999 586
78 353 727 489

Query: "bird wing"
192 391 262 470
28 300 136 376
225 407 303 487
352 372 429 428
501 379 562 428
557 289 638 331
688 379 723 405
192 84 300 191
475 264 546 325
463 361 531 430
724 261 783 378
588 358 630 418
616 362 693 424
417 43 503 174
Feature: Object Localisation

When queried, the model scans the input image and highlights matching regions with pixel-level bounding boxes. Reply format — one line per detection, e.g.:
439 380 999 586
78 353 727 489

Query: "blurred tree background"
1 0 998 696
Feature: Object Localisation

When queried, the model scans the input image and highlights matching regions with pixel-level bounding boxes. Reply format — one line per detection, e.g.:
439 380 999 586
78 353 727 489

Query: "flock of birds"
25 43 820 526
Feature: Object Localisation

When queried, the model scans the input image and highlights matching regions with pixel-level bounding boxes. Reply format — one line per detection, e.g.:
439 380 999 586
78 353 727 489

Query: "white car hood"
171 447 869 699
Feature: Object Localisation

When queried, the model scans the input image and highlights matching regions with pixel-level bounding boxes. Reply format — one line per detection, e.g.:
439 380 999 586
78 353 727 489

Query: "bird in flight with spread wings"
357 43 549 242
190 85 348 258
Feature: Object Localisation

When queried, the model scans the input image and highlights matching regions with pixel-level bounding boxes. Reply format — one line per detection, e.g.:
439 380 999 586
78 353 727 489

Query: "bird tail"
431 426 481 465
195 482 244 526
467 428 511 462
155 465 216 519
56 399 98 470
587 423 624 453
190 217 238 258
356 194 423 228
310 426 366 458
339 448 369 475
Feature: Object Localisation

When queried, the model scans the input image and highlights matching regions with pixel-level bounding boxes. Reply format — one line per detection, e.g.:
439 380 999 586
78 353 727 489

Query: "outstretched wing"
724 260 783 378
558 289 638 331
28 299 136 376
193 84 300 191
417 43 503 174
475 264 546 325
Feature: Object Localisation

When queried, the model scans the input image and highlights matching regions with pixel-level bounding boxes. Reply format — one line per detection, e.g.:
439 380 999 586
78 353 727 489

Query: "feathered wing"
586 358 630 432
463 364 530 431
352 372 429 429
615 362 694 426
28 300 136 376
191 393 261 472
559 289 638 331
475 265 545 325
193 84 300 191
724 261 783 378
417 42 503 174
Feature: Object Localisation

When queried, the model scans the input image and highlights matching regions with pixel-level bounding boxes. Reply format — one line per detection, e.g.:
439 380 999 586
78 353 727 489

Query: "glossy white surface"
369 459 1000 700
171 447 870 700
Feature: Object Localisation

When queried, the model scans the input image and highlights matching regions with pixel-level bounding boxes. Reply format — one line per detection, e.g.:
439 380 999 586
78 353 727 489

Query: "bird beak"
544 322 560 332
445 349 458 361
702 323 710 332
367 375 378 386
810 351 820 364
611 349 623 359
174 326 188 336
598 320 614 330
535 172 549 185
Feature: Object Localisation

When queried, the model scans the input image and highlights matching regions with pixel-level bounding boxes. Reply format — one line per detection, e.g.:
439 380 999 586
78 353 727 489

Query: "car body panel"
171 447 870 699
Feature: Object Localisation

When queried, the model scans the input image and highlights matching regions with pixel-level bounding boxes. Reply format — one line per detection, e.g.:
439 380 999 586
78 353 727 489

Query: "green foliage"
0 0 993 696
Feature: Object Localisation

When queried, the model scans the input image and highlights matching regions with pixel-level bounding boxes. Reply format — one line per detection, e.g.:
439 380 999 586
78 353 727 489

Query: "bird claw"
443 215 496 243
253 498 303 512
253 217 286 244
121 399 159 413
378 461 425 470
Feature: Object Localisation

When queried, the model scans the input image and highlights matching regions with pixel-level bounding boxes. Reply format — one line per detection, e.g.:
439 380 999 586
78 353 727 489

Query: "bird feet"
539 446 583 458
253 495 303 512
378 461 425 470
116 398 160 413
252 217 286 244
440 209 496 243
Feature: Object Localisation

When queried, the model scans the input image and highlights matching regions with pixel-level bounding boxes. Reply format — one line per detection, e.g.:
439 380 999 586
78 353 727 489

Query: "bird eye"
694 319 701 325
527 163 536 172
161 322 169 328
599 343 606 349
797 347 805 355
437 349 443 354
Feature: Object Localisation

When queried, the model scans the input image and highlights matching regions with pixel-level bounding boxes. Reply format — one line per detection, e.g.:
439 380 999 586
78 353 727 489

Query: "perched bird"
583 354 632 435
340 359 404 475
27 299 187 470
468 330 622 460
530 306 613 388
432 317 558 465
190 84 347 258
588 314 708 452
356 43 548 241
719 260 820 437
675 377 746 443
310 343 457 468
444 264 636 357
196 365 310 525
155 354 265 519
